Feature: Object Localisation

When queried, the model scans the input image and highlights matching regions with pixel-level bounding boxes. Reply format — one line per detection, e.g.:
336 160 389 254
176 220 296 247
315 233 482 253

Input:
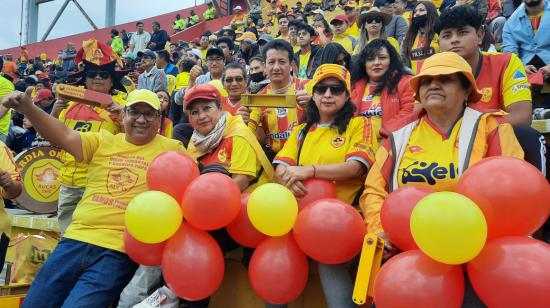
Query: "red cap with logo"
183 84 222 110
330 15 349 24
32 89 53 103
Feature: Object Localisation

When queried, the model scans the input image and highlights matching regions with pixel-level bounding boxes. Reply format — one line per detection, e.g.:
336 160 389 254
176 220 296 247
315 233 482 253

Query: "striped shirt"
138 66 167 92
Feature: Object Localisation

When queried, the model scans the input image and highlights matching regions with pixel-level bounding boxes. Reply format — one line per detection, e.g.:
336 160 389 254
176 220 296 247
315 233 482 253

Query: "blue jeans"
22 238 138 308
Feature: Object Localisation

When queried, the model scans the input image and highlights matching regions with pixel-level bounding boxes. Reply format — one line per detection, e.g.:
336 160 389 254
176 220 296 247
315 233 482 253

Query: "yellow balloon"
410 191 487 265
247 183 298 236
125 191 183 243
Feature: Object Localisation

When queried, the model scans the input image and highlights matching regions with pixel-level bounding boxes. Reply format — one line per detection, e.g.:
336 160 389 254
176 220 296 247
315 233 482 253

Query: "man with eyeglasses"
137 49 167 92
190 47 226 87
4 87 184 307
50 40 127 234
222 63 248 115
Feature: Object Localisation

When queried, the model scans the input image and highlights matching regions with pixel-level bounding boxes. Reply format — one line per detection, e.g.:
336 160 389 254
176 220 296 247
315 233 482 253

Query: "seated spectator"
503 0 550 81
32 88 55 114
294 23 324 79
312 18 334 47
376 0 409 44
354 7 401 55
247 56 270 94
172 14 187 33
330 15 357 53
236 32 260 65
137 49 167 92
351 39 414 141
156 50 179 77
187 10 200 27
216 36 244 65
4 88 184 307
110 29 124 56
401 1 440 73
221 63 248 115
156 90 173 138
320 42 352 72
204 2 217 20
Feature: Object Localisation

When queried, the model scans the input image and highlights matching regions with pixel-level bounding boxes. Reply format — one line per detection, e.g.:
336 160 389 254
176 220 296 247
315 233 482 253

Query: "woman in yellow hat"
274 64 379 308
359 52 524 259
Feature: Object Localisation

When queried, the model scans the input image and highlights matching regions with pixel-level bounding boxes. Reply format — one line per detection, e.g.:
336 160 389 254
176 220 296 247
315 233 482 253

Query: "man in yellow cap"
344 1 361 38
3 88 185 307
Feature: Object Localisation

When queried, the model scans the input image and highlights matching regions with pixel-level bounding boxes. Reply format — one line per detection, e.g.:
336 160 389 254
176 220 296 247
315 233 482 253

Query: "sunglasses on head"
365 16 384 24
313 83 346 95
85 70 111 79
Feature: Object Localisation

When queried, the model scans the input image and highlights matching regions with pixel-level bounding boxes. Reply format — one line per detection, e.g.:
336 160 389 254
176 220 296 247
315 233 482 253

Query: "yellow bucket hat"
409 52 482 103
126 89 161 110
310 64 351 95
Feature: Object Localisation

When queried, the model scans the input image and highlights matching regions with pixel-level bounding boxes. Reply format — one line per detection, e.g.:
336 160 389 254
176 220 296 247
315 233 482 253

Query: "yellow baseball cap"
126 89 161 110
310 64 351 94
409 52 482 102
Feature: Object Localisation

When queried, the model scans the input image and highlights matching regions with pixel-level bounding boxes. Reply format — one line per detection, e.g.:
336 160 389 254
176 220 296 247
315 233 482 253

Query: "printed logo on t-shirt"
217 147 228 163
73 121 93 132
513 70 526 80
276 108 288 117
401 161 458 185
331 135 346 148
480 87 493 103
107 168 139 197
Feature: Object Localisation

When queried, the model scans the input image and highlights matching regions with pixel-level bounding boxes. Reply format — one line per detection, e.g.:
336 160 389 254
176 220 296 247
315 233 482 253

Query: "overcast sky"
1 0 200 49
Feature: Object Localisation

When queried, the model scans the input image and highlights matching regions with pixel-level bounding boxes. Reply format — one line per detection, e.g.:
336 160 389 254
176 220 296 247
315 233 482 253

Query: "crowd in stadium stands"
0 0 550 307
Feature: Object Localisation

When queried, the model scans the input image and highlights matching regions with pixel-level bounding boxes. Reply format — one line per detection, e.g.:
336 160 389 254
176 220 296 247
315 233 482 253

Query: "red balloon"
181 173 241 230
123 229 166 266
455 156 550 239
147 151 199 201
381 186 433 251
374 250 464 308
249 235 309 304
467 236 550 308
226 193 268 247
298 179 337 210
293 198 365 264
162 222 224 301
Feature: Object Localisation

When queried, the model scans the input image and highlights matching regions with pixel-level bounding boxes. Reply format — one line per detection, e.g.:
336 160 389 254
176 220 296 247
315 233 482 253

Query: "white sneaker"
132 286 179 308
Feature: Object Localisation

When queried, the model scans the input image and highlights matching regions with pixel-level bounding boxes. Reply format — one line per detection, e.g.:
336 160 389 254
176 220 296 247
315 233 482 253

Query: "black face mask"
525 0 542 7
249 72 265 82
412 15 428 28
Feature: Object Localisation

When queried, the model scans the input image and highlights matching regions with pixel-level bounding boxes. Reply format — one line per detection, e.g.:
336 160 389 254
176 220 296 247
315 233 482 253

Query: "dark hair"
262 39 294 63
289 20 300 29
296 22 315 37
304 82 356 135
111 29 119 36
222 63 247 82
402 1 439 62
152 21 160 27
249 56 265 65
155 89 170 133
136 21 144 26
179 58 196 72
176 14 181 19
156 50 171 63
219 29 236 40
216 36 235 51
320 42 351 72
436 5 482 34
352 39 407 95
314 18 333 36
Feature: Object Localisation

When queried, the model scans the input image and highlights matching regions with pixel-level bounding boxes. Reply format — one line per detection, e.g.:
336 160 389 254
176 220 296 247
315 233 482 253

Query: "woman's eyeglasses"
313 84 346 95
85 70 111 79
365 17 384 24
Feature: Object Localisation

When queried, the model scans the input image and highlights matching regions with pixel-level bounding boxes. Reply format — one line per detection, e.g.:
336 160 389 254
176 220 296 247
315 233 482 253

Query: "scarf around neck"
191 112 227 153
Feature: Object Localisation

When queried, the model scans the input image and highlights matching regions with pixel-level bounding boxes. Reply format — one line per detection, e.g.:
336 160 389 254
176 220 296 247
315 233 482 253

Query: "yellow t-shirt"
409 33 439 74
298 50 311 79
353 36 401 55
58 94 126 187
347 21 360 39
333 33 355 54
175 72 190 91
0 142 20 237
274 117 378 204
358 85 382 140
397 116 461 191
0 76 14 136
63 130 185 252
200 48 208 60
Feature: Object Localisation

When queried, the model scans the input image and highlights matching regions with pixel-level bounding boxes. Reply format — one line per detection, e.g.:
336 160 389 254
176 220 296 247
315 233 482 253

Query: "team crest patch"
217 147 228 163
513 69 526 80
276 108 288 117
107 168 139 197
480 88 492 103
331 135 345 148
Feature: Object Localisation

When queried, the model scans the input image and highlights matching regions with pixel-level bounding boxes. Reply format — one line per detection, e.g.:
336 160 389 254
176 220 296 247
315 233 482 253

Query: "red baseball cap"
32 89 53 103
330 15 349 25
183 84 221 110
